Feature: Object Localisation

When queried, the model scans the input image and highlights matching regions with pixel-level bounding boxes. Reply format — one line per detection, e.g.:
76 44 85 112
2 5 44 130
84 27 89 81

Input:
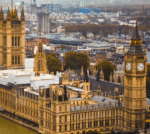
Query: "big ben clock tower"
124 21 147 131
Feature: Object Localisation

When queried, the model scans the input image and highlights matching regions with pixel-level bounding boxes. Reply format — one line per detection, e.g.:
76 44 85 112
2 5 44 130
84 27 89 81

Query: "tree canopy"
96 60 116 81
65 23 150 38
60 45 67 50
63 51 90 70
65 24 135 37
46 53 61 74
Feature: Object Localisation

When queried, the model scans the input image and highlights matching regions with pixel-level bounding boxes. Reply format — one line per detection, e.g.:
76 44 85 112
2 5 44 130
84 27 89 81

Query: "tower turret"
100 67 104 80
21 6 25 21
6 6 11 21
97 85 102 96
81 70 90 98
0 6 4 21
14 6 18 20
81 66 84 76
0 5 25 69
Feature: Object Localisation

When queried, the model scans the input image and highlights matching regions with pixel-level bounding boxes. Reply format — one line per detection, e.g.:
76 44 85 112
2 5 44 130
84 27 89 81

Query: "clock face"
137 63 144 71
126 62 131 71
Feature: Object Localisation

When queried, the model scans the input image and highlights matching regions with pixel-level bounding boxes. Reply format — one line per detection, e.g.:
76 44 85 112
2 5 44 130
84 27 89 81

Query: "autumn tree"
60 45 67 50
65 24 135 38
46 54 61 74
96 60 116 81
63 51 90 70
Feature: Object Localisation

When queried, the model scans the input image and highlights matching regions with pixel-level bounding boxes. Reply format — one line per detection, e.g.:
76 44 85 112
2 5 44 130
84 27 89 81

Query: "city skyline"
1 0 150 8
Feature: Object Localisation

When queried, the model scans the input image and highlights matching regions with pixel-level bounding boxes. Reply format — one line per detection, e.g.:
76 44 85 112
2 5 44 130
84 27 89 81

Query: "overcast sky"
0 0 150 8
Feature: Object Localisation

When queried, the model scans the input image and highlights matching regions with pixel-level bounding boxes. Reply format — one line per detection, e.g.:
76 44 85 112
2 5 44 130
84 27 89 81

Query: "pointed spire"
36 30 43 54
109 73 112 82
7 6 10 16
11 7 13 15
21 6 25 21
100 66 103 75
81 66 84 76
39 29 42 38
21 6 24 15
100 67 104 81
39 30 42 43
0 6 4 21
87 68 89 76
14 6 17 15
131 18 140 39
6 6 11 20
1 5 3 14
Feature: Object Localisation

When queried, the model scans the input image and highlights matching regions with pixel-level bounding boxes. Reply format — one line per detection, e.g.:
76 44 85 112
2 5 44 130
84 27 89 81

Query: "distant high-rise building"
11 0 13 8
33 0 36 5
80 0 85 7
46 4 62 13
37 12 49 34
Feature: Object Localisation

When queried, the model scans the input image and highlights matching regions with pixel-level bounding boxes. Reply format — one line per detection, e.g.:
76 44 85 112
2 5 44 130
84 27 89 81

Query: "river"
0 116 39 134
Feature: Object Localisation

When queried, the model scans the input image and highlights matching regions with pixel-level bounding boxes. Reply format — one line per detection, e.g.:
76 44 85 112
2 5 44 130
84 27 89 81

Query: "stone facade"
0 15 147 134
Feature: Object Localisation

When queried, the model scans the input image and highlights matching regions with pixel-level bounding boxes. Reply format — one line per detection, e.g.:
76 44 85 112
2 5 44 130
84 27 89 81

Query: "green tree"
63 51 90 70
96 60 116 81
86 130 101 134
46 54 61 74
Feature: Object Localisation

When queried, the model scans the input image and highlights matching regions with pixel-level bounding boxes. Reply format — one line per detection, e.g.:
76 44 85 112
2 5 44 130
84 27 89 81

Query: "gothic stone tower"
0 6 25 69
124 22 147 131
34 33 47 76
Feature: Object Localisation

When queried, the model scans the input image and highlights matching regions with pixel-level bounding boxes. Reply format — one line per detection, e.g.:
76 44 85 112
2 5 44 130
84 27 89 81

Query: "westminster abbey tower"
0 6 25 69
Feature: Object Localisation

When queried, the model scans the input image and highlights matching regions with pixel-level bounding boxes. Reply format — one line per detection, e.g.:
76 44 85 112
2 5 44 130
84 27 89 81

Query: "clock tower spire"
124 20 147 131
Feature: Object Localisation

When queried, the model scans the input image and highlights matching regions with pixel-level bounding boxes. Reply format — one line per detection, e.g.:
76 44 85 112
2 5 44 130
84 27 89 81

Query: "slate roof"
59 75 84 82
59 75 124 96
70 97 85 101
68 76 84 81
89 77 124 95
127 46 144 55
70 95 124 112
89 95 118 104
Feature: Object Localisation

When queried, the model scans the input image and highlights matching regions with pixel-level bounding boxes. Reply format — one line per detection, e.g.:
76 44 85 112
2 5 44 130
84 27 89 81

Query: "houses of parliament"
0 6 147 134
